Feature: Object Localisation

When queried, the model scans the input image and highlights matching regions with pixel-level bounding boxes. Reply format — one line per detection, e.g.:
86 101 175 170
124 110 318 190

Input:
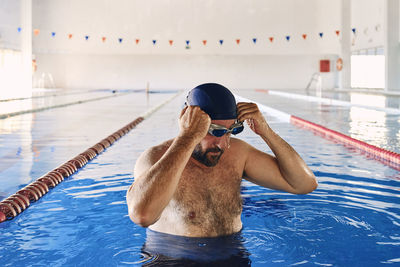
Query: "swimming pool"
0 92 399 266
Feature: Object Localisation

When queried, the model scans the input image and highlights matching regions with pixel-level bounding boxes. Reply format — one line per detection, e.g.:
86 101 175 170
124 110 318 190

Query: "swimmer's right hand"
179 106 211 142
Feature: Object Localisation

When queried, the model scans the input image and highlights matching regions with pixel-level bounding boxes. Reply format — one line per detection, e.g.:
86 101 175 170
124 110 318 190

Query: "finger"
180 106 188 118
237 102 252 107
237 105 259 115
238 111 262 122
237 103 259 113
237 107 260 121
237 102 257 109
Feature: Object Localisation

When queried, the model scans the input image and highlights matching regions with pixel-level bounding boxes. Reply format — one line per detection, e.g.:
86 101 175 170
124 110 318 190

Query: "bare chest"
168 160 243 235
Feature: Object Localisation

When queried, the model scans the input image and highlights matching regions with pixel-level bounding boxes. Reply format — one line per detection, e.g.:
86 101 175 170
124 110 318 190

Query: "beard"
192 144 224 167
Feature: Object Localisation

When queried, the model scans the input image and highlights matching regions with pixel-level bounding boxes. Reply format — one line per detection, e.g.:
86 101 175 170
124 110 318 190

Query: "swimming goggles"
208 121 244 137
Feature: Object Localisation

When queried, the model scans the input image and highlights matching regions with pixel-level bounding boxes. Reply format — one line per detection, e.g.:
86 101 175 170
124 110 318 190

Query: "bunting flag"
17 27 22 33
27 28 353 46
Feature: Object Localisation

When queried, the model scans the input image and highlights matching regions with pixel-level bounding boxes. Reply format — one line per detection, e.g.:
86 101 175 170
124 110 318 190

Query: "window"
351 54 385 89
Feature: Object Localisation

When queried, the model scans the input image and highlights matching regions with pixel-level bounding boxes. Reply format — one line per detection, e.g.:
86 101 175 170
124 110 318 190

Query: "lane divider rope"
0 91 133 120
0 91 182 223
255 89 400 115
0 89 101 103
237 93 400 171
290 116 400 170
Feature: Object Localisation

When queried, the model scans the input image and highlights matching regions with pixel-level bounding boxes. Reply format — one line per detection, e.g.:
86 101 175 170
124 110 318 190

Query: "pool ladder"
305 72 322 97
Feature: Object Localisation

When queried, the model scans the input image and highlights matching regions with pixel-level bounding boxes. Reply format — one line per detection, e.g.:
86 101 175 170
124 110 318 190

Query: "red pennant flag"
269 37 274 43
68 34 73 39
33 29 40 36
169 40 173 45
202 40 207 45
335 30 340 36
135 39 140 44
102 37 106 42
302 34 307 40
236 39 240 45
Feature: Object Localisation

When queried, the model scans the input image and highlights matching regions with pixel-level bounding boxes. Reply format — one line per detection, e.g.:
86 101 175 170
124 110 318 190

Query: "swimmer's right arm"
126 106 210 227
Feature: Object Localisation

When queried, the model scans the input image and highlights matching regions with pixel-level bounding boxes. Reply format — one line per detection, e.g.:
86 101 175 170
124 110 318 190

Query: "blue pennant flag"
17 27 22 33
51 32 56 37
286 36 290 41
319 32 323 38
186 40 190 45
119 38 123 43
352 28 356 34
252 38 257 44
85 35 89 41
219 40 224 45
152 40 157 45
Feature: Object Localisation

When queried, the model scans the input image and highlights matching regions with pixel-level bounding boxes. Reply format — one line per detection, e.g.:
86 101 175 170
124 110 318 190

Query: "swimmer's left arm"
237 102 317 194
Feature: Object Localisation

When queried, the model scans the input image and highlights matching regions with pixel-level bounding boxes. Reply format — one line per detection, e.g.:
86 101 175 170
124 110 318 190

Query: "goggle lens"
211 129 228 137
231 125 244 135
208 122 244 137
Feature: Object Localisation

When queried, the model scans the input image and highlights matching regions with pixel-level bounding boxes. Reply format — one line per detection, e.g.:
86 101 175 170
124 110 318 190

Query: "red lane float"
290 115 400 170
0 116 145 222
255 89 269 94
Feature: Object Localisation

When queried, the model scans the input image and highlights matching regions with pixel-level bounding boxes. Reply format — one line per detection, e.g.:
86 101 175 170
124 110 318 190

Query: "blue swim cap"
186 83 237 120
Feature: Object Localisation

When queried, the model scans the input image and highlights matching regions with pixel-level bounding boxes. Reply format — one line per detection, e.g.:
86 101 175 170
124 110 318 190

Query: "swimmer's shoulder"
134 139 173 177
229 137 263 161
230 137 253 152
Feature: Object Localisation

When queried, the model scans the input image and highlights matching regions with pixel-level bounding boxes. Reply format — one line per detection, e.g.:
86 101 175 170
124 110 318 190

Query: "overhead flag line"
25 28 361 46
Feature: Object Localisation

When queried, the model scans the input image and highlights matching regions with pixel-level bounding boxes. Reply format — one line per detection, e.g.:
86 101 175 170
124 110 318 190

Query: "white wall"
30 0 343 90
1 0 391 90
0 0 21 50
34 53 337 90
32 0 341 55
351 0 384 52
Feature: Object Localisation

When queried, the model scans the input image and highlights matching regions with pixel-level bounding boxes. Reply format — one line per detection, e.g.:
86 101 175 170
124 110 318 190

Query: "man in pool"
126 83 317 237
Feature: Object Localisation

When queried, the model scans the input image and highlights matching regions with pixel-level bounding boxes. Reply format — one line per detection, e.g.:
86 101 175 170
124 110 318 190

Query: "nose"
214 134 230 149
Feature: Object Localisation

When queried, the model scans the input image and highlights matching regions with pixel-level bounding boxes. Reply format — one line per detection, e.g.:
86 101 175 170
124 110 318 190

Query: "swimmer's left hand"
237 102 270 136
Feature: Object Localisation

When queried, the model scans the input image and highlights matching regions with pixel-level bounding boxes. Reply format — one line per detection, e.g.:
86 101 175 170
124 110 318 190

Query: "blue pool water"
0 92 400 266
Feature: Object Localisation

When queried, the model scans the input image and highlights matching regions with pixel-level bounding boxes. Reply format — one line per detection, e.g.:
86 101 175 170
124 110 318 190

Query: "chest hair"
172 160 243 235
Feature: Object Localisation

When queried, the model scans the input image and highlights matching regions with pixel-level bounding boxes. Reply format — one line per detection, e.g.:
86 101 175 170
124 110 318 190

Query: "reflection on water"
141 229 251 266
0 112 33 197
349 106 388 149
350 93 386 108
